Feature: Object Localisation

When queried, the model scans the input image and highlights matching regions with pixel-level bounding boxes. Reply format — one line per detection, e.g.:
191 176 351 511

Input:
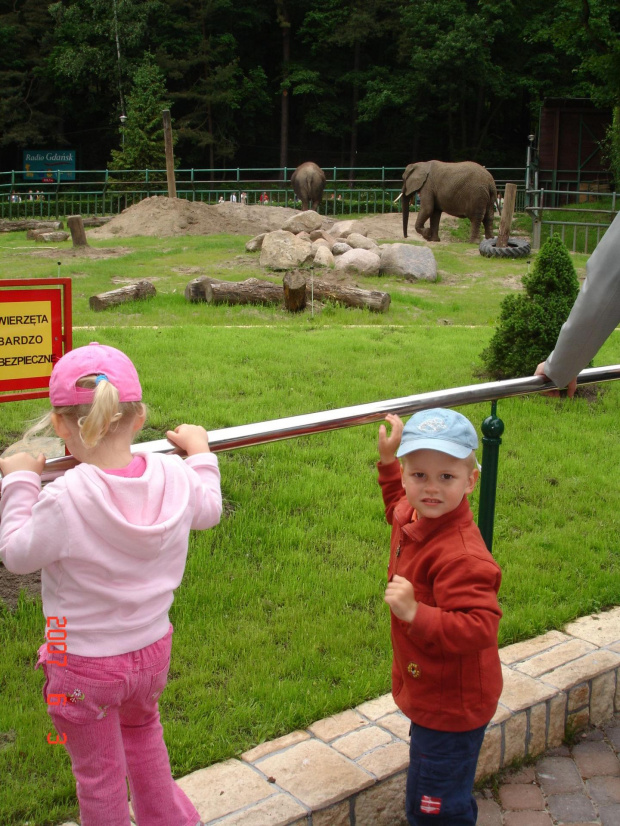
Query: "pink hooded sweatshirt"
0 452 222 656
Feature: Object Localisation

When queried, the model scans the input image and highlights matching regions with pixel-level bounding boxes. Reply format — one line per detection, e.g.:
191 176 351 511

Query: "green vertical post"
477 400 504 553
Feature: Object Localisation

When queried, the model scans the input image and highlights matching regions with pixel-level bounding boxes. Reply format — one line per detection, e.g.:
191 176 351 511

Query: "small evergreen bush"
481 234 580 379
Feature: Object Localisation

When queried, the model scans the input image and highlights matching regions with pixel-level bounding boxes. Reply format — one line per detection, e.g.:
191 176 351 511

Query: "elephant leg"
469 215 483 242
482 205 494 239
428 210 441 242
301 199 309 211
414 206 433 241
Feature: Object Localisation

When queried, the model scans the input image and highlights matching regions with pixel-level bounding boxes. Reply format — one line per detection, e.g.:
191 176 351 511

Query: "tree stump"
89 281 156 311
67 215 89 247
283 271 307 312
496 183 517 248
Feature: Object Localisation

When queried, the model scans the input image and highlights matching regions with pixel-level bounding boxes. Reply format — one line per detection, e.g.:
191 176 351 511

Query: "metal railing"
1 166 527 221
527 188 618 253
41 364 620 552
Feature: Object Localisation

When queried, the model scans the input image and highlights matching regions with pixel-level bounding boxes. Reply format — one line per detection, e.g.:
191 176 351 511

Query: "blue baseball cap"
396 408 478 460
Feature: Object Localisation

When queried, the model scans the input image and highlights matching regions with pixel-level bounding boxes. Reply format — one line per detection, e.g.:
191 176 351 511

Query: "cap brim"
396 438 473 459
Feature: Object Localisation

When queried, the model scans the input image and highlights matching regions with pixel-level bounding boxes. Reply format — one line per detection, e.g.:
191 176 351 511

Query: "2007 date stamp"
45 616 67 746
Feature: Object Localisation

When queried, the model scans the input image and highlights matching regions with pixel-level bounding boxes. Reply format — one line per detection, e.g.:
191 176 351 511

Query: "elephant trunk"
402 192 411 238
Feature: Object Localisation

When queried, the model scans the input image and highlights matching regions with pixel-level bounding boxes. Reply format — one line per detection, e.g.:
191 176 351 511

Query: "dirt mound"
88 196 306 239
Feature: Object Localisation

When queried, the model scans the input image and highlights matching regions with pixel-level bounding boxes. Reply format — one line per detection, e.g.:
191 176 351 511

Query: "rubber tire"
479 237 531 258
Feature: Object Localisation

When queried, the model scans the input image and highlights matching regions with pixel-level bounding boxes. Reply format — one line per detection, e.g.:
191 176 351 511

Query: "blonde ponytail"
22 375 145 449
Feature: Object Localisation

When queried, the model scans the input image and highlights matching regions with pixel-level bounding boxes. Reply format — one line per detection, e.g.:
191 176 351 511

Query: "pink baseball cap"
49 342 142 406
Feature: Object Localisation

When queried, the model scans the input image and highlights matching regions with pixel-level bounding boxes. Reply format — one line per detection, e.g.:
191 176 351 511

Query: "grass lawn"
0 226 618 825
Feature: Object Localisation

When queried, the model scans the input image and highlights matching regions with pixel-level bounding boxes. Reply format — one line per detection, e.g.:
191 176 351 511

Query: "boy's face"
401 449 478 519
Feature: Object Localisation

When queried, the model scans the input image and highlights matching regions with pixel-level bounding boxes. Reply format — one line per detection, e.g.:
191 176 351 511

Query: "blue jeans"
406 723 487 825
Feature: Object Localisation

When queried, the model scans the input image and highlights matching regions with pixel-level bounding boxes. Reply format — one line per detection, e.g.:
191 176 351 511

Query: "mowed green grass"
0 228 618 825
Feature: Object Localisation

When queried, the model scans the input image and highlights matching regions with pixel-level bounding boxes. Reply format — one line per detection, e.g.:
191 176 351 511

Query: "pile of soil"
88 197 301 239
87 195 458 242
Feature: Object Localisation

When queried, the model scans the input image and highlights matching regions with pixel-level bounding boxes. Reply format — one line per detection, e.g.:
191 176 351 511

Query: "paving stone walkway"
476 715 620 825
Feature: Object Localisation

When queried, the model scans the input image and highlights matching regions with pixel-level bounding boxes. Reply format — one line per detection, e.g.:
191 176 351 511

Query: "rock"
245 233 266 252
332 242 352 256
309 230 335 249
259 230 314 271
346 232 379 251
1 436 64 459
281 210 323 234
296 231 312 243
334 248 381 275
313 246 335 268
379 243 438 282
327 219 367 238
311 239 330 254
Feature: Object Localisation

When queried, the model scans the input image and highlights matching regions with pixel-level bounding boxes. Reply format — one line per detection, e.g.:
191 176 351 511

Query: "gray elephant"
291 162 326 211
401 160 497 242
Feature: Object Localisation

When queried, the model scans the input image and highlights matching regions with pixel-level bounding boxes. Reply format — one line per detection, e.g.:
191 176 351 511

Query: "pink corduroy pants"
37 625 202 826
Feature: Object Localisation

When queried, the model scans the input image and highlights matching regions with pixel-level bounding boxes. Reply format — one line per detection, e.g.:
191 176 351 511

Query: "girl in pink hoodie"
0 342 222 826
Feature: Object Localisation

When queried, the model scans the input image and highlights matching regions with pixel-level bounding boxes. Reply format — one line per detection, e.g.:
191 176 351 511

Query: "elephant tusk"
393 193 402 203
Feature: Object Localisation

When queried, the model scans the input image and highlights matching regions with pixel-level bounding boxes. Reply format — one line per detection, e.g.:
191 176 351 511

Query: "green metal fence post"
477 400 504 553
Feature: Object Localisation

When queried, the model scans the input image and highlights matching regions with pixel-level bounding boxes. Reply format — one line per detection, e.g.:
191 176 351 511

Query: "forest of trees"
0 0 618 177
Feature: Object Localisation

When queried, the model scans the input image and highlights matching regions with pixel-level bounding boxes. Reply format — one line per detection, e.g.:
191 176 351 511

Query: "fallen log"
310 278 391 313
89 281 156 312
283 271 306 312
206 278 282 306
185 273 390 312
33 231 70 243
67 215 89 247
0 220 63 233
184 275 227 303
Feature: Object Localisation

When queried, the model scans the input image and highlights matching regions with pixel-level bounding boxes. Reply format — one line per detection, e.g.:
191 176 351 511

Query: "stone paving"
56 607 620 825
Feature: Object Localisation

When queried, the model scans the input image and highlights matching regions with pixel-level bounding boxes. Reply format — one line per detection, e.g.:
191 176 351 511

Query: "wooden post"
496 183 517 248
162 109 177 198
67 215 89 247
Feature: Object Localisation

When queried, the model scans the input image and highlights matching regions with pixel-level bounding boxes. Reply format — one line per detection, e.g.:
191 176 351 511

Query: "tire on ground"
479 237 531 258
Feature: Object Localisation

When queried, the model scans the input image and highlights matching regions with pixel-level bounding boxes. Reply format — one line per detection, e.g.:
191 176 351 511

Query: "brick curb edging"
59 607 620 826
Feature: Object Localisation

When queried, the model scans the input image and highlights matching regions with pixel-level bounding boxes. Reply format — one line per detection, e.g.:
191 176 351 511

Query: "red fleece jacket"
379 459 503 731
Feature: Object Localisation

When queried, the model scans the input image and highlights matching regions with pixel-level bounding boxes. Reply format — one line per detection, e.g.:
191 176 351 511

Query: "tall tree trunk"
348 40 361 180
276 0 290 176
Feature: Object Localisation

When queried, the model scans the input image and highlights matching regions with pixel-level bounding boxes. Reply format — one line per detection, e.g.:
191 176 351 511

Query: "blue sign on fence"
22 150 76 182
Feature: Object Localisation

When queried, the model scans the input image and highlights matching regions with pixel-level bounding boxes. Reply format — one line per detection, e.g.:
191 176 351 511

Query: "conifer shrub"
480 234 580 379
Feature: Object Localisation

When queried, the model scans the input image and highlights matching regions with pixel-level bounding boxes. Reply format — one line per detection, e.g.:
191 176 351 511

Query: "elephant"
291 162 326 211
401 160 497 243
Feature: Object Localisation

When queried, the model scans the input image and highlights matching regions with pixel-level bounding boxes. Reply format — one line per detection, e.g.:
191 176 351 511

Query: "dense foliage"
0 0 618 171
480 235 580 379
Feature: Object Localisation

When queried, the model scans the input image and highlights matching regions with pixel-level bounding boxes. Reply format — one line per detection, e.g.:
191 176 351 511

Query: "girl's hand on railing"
535 363 577 398
166 424 210 456
378 414 404 465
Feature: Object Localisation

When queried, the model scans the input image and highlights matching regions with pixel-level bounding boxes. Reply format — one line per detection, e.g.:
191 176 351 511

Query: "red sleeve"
377 459 405 526
409 543 502 655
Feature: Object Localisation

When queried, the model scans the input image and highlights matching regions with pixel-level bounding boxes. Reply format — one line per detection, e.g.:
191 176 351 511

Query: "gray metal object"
40 365 619 484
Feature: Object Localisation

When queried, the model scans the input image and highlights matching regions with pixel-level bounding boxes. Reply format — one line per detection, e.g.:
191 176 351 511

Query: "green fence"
0 166 526 221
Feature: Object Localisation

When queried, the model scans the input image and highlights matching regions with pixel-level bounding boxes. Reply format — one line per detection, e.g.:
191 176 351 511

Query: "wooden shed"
536 98 612 200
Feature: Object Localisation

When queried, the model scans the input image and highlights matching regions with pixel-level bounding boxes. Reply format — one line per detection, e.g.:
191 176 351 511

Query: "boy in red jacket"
378 408 502 826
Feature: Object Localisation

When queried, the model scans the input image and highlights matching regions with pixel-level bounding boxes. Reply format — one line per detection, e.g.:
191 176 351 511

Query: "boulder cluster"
245 210 437 282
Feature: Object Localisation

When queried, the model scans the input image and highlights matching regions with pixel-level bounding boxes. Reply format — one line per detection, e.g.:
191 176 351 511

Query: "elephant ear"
402 163 429 195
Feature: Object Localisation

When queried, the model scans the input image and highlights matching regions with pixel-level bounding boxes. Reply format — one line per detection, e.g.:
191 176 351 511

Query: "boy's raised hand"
385 574 418 623
378 414 404 465
166 424 210 456
0 452 46 478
